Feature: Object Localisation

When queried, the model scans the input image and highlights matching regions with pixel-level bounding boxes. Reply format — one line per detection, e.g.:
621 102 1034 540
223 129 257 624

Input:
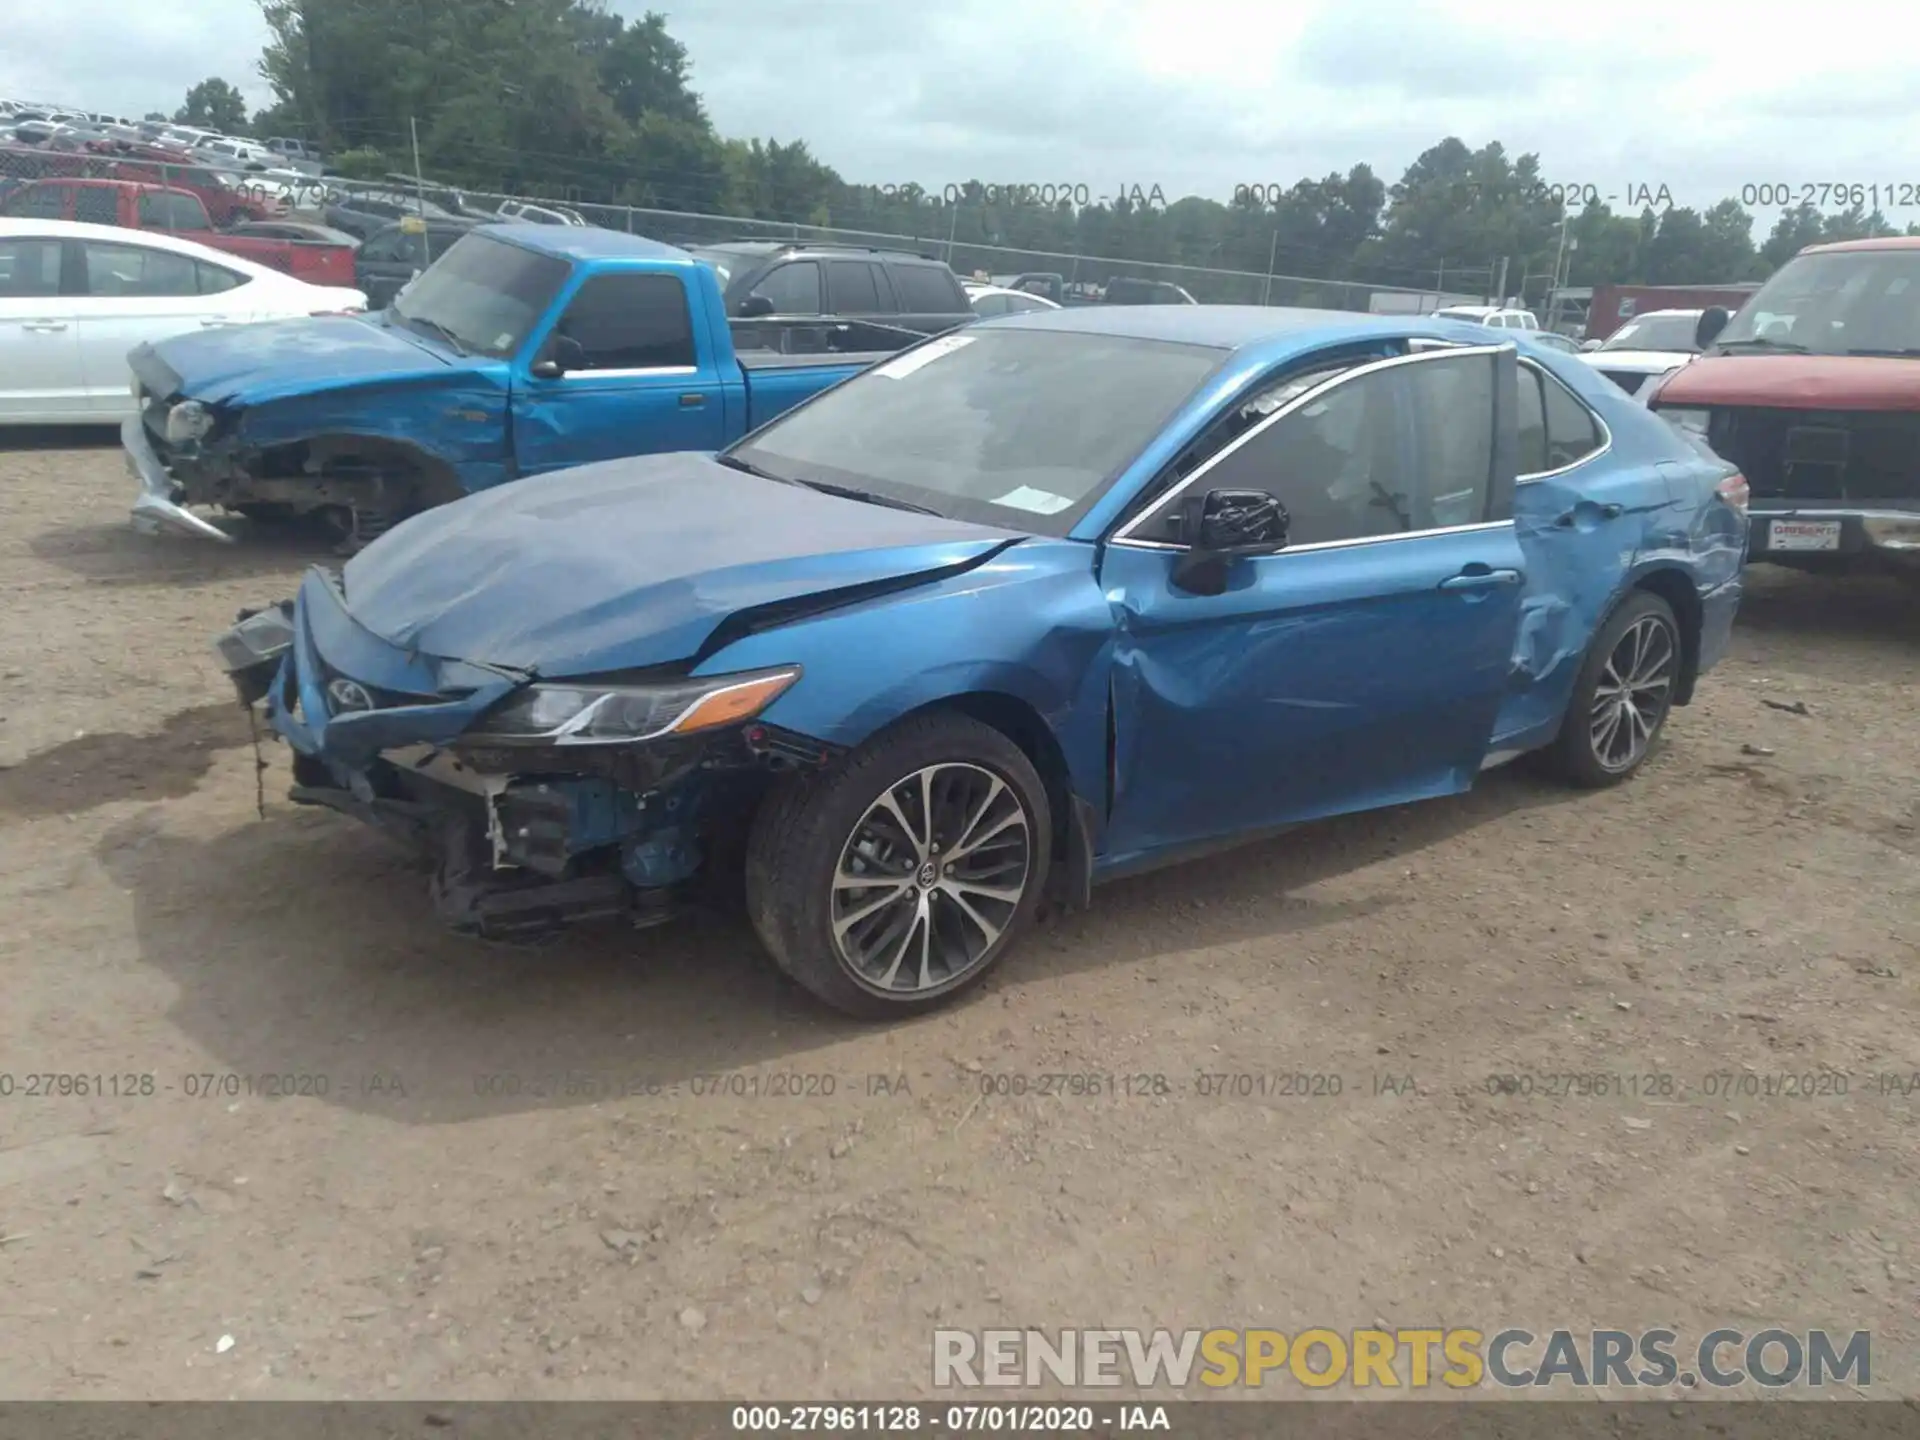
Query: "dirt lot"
0 430 1915 1402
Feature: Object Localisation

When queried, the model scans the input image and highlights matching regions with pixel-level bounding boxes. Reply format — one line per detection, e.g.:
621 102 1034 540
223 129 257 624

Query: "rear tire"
1545 590 1681 788
744 711 1051 1019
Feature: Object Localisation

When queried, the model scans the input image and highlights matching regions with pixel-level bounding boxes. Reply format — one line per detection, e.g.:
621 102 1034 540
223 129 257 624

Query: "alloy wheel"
1589 614 1677 772
829 763 1033 995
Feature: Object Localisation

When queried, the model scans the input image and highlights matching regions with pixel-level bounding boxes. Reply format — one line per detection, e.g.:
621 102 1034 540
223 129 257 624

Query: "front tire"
1546 590 1681 788
745 712 1052 1018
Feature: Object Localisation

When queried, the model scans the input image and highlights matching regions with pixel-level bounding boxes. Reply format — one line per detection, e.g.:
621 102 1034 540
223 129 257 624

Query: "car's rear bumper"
1747 507 1920 568
123 416 234 543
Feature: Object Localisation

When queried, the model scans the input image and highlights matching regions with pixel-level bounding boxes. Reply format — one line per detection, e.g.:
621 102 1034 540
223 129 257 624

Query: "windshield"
1603 314 1700 352
390 233 570 358
727 327 1224 535
1714 249 1920 355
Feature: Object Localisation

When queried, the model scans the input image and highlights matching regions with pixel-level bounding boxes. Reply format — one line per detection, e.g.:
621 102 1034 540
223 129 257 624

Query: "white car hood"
1583 349 1693 376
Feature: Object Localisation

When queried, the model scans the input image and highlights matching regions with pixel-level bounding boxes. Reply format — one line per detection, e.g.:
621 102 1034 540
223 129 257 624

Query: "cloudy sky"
5 0 1908 217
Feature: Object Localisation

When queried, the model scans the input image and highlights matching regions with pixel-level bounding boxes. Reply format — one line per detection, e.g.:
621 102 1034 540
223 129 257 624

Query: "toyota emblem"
327 678 374 714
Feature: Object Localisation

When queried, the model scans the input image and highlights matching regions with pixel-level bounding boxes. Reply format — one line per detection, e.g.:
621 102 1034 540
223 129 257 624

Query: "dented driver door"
1096 345 1527 868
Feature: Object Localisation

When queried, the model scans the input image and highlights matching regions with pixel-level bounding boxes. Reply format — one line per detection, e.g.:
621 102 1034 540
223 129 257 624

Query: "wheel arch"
1625 564 1702 705
874 690 1097 911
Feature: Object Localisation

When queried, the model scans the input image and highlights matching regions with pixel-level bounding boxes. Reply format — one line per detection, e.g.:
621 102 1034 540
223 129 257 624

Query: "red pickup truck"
0 178 356 288
1647 236 1920 582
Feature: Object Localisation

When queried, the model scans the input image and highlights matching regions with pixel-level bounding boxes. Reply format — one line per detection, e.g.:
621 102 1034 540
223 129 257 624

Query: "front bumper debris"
124 417 234 544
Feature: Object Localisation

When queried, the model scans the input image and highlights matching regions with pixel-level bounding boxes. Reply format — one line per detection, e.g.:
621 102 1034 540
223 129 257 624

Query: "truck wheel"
1545 590 1681 788
745 712 1051 1018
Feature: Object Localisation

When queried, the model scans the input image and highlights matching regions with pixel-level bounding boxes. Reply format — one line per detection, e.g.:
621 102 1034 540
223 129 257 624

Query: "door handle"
22 321 68 332
679 393 706 407
1440 568 1522 592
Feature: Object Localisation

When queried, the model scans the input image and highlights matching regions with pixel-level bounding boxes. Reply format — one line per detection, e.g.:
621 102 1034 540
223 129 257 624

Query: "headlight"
465 666 800 746
165 400 214 444
212 603 295 675
1658 407 1710 438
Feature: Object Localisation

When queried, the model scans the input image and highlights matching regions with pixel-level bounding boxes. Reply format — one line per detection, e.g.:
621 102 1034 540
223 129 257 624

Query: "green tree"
175 77 249 132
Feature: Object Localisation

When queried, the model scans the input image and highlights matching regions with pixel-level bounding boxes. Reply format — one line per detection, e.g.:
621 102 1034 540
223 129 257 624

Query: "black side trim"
1063 793 1098 912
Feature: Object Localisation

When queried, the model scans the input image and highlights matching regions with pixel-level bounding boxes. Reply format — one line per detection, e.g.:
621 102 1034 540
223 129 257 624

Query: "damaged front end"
213 569 837 941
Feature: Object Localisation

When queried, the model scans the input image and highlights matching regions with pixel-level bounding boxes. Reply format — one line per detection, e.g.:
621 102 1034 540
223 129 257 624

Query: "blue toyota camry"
215 307 1748 1017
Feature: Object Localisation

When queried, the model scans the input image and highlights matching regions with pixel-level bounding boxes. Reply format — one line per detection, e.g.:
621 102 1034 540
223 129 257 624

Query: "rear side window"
555 272 695 370
826 260 883 312
893 264 963 312
79 240 198 297
753 260 820 314
74 187 118 225
971 293 1007 316
0 237 63 297
196 260 247 295
1542 370 1604 470
1515 363 1605 476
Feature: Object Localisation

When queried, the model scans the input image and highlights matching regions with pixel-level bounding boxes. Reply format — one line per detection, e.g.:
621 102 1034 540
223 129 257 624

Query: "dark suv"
687 241 973 336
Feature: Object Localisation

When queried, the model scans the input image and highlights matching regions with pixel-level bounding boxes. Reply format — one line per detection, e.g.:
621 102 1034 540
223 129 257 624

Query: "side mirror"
1696 306 1731 349
1170 489 1289 595
738 293 775 319
532 332 586 379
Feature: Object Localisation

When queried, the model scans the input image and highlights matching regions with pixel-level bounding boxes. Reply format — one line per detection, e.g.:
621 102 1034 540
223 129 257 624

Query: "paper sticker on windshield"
992 486 1073 515
873 333 975 379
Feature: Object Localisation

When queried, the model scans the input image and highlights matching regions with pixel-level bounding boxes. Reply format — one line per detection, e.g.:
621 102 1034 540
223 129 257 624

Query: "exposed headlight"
465 666 801 747
1658 407 1711 438
165 399 214 444
212 603 295 675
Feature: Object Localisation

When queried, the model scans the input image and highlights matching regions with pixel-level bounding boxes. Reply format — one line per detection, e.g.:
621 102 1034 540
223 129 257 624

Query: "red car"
0 178 355 288
1648 236 1920 580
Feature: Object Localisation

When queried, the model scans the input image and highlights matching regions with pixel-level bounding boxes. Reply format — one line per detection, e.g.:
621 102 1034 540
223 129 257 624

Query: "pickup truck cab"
0 178 355 287
1648 237 1920 581
124 225 919 546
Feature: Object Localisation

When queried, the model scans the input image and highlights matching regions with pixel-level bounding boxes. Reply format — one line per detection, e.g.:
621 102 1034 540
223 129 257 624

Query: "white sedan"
0 219 367 424
963 282 1061 317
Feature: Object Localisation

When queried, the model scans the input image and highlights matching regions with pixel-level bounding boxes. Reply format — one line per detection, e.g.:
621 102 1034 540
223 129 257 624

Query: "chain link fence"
0 142 1496 312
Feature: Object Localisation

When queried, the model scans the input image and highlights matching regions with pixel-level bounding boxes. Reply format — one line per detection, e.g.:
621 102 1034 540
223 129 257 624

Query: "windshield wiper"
714 453 789 483
399 313 469 356
1713 336 1811 354
794 479 942 516
1843 347 1920 358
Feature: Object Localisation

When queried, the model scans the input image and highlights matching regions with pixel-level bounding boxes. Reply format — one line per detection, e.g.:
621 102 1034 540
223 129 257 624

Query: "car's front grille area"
1706 407 1920 503
313 655 447 715
1598 370 1648 396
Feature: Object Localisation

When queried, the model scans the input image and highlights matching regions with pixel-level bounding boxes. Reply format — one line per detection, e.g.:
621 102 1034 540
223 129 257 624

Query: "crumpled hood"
1654 353 1920 411
133 314 463 407
339 452 1023 676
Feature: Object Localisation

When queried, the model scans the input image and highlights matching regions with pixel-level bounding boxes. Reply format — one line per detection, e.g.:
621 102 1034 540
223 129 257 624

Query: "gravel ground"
0 430 1915 1401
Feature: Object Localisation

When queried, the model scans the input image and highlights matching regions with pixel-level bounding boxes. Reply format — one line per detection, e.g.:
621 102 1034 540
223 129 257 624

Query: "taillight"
1717 472 1749 517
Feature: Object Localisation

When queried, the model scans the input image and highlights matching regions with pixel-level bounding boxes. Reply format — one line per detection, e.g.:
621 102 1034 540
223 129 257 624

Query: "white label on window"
872 332 974 379
992 485 1073 515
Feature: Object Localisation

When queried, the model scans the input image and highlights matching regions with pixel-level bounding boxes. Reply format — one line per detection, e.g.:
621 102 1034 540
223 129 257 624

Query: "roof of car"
1800 235 1920 255
994 304 1479 348
479 224 694 264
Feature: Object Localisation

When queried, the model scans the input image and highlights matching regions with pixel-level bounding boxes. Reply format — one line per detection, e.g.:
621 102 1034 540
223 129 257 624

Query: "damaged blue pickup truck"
214 309 1747 1018
125 225 915 547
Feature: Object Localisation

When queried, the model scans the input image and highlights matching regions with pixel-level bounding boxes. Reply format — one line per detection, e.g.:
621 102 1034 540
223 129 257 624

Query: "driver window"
1135 353 1500 548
